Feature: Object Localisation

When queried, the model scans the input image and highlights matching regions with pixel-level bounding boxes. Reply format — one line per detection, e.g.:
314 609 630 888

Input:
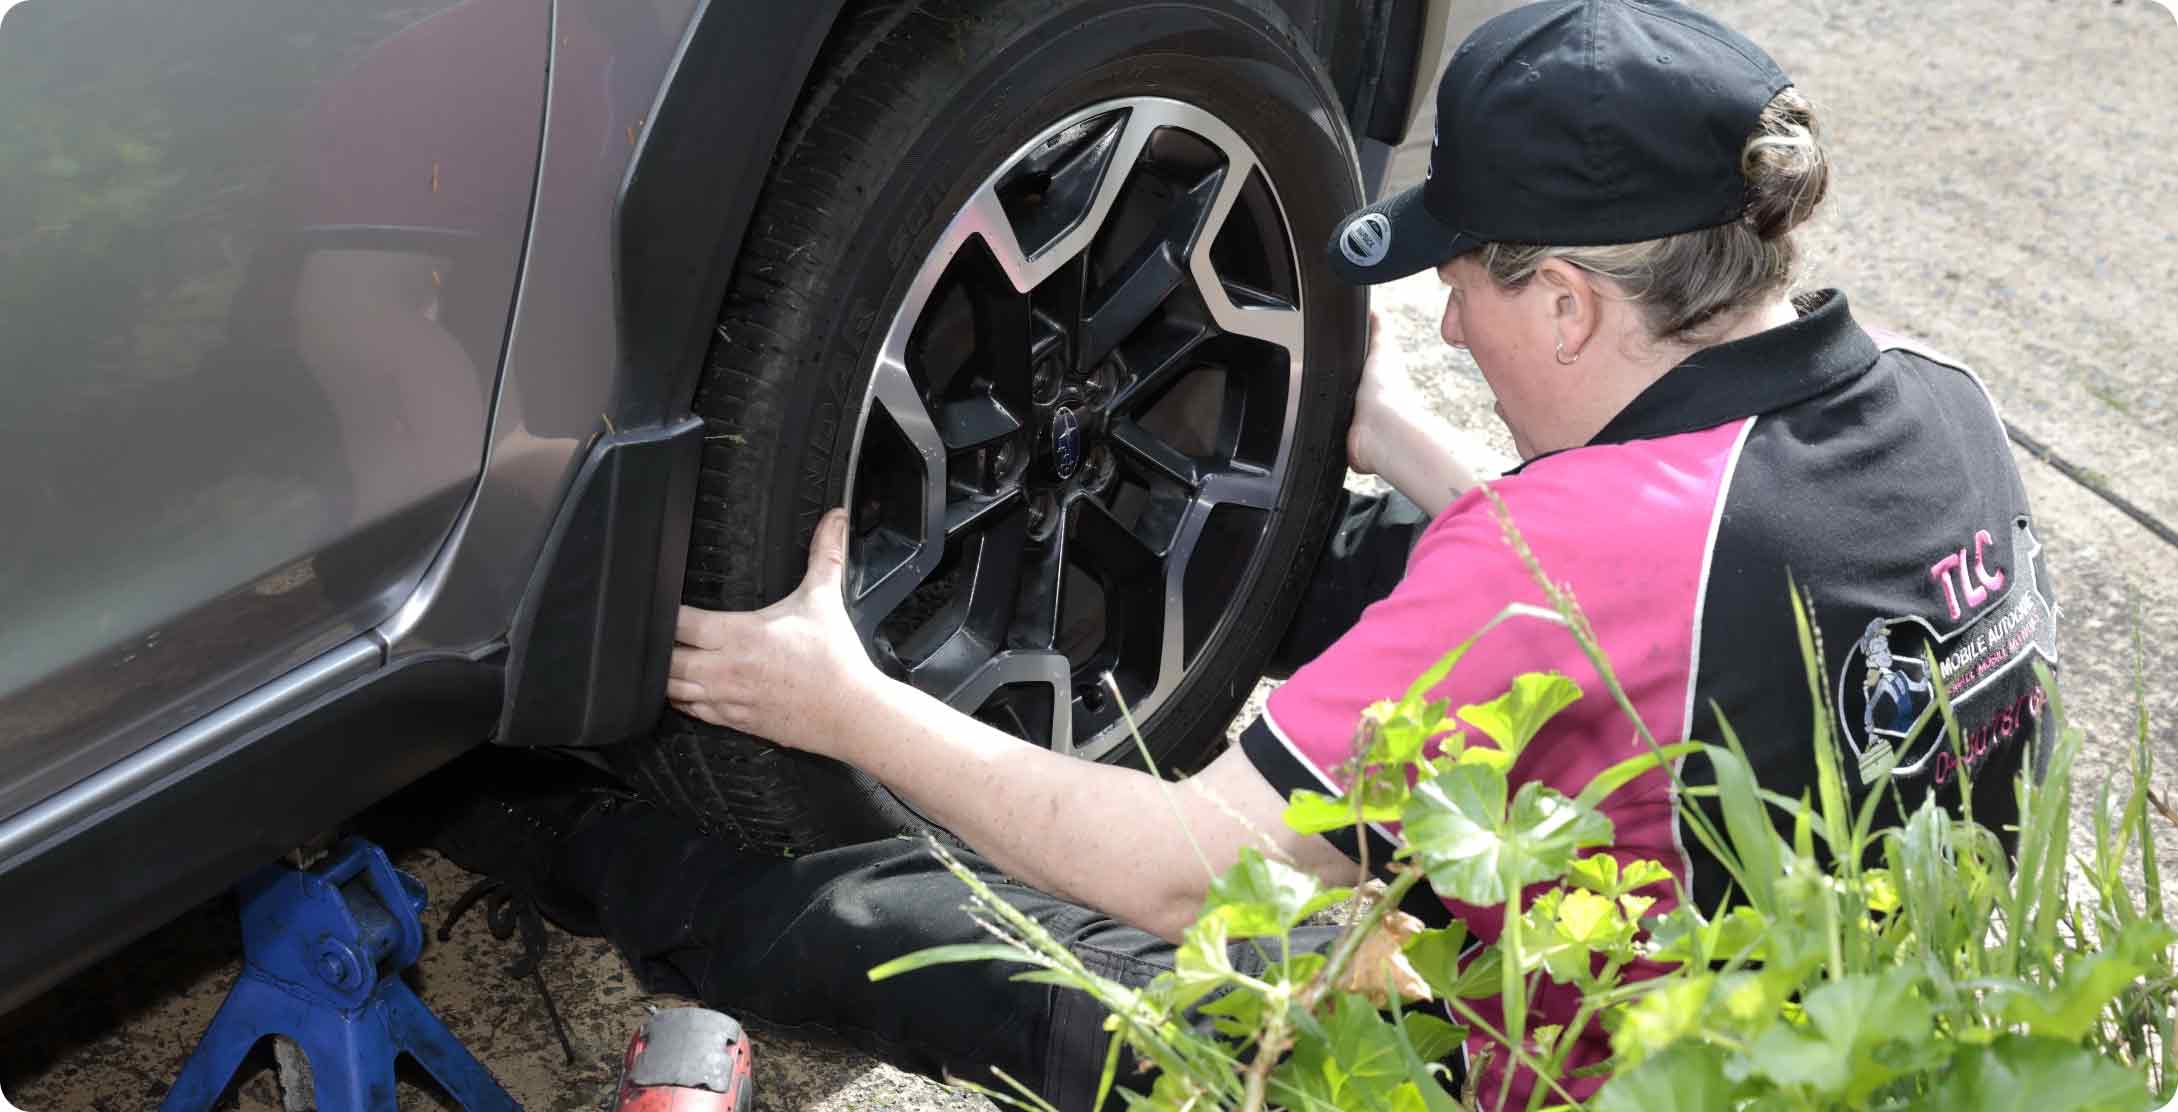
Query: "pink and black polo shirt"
1240 290 2056 1105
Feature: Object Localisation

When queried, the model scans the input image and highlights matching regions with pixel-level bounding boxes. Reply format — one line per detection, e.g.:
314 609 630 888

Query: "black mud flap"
498 415 704 748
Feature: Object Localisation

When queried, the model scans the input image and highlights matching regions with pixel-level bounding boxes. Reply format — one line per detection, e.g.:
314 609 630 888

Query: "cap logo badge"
1340 213 1392 268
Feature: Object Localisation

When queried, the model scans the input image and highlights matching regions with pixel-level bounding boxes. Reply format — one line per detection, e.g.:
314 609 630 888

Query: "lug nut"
1026 490 1059 542
1087 360 1118 405
1082 445 1115 493
1077 682 1107 711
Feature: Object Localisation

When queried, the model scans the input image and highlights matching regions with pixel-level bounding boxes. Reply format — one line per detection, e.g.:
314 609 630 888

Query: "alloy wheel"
842 97 1305 760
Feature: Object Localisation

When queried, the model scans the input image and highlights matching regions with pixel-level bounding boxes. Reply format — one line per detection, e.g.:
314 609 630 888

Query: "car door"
0 0 548 820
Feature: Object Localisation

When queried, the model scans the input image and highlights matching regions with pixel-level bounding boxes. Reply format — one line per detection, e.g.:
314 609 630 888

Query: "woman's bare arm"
665 509 1352 940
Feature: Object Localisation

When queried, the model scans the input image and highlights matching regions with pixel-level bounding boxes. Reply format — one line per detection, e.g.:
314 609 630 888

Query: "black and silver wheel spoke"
1108 317 1216 414
1012 498 1071 653
937 395 1022 453
944 486 1025 539
1109 418 1201 490
847 356 950 640
898 511 1029 698
844 97 1304 758
1077 169 1224 374
943 649 1075 753
1199 465 1277 510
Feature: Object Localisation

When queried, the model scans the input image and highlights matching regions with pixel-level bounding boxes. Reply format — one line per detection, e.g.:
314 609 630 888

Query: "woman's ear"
1533 259 1599 363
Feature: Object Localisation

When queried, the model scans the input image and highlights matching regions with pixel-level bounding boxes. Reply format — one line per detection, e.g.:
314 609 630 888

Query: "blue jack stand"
159 839 521 1112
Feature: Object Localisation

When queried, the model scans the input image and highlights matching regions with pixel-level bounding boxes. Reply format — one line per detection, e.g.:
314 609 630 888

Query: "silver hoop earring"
1554 338 1580 365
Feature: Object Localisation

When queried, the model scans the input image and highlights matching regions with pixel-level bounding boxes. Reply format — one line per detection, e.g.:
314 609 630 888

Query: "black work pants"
564 807 1338 1110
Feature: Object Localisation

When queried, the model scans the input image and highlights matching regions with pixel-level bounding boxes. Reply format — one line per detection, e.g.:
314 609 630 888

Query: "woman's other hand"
1347 310 1423 477
1342 309 1480 516
666 508 877 758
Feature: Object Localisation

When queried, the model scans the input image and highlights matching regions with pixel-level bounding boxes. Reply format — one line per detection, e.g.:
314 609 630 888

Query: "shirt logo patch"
1340 213 1392 268
1833 516 2058 785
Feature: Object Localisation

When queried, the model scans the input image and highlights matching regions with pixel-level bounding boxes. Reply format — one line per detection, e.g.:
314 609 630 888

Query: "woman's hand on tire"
666 508 876 758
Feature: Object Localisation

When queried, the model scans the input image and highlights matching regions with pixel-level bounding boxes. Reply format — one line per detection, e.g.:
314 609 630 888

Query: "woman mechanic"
454 0 2055 1106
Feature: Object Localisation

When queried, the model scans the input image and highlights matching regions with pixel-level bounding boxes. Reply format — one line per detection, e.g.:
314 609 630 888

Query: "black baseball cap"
1329 0 1792 285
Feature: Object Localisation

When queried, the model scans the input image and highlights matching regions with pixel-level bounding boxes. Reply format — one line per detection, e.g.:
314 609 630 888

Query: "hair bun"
1740 88 1830 240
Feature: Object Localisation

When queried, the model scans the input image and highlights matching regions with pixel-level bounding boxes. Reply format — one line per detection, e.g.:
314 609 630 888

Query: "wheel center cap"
1049 406 1083 479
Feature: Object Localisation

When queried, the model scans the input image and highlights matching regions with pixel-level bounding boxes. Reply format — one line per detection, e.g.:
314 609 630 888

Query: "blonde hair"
1477 88 1829 343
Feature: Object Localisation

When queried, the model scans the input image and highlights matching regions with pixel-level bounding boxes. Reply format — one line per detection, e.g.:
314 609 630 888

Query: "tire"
612 0 1368 853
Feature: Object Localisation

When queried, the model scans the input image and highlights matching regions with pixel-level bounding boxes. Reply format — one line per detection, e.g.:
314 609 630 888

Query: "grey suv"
0 0 1487 1011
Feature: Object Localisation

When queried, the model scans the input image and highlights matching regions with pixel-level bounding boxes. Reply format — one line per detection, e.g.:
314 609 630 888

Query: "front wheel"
614 0 1367 853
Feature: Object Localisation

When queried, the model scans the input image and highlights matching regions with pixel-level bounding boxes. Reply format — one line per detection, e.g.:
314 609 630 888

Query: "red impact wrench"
610 1008 755 1112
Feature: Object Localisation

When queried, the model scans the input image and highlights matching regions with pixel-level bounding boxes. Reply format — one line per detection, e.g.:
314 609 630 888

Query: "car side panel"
382 0 832 663
0 0 548 823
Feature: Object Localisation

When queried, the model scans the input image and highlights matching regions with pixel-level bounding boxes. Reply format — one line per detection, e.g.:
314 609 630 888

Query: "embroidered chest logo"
1833 516 2059 786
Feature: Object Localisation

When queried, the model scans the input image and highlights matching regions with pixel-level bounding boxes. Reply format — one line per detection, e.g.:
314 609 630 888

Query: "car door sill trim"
0 637 381 870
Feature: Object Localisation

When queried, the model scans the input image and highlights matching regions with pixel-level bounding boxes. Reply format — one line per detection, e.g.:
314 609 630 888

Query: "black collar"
1510 290 1881 474
1589 289 1880 446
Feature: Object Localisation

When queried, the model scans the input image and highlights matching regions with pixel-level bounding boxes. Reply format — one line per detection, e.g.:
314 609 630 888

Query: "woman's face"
1436 256 1557 459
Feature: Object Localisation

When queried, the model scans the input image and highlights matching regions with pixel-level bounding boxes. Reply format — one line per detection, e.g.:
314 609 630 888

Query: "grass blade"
1707 716 1782 912
869 943 1043 981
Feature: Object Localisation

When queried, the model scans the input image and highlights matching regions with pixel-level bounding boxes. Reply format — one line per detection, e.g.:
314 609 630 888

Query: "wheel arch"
1267 0 1429 147
614 0 858 426
615 0 1440 424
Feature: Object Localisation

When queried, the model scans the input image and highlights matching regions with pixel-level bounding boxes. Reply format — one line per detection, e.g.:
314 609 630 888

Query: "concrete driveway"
3 2 2172 1109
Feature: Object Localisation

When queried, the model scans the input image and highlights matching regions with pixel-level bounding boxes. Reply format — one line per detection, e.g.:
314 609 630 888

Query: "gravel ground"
4 2 2174 1109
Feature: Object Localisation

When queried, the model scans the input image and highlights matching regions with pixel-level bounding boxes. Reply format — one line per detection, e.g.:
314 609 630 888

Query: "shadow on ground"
0 844 981 1112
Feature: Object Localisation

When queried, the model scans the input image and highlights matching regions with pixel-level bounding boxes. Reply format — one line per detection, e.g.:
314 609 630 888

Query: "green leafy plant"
873 495 2176 1111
